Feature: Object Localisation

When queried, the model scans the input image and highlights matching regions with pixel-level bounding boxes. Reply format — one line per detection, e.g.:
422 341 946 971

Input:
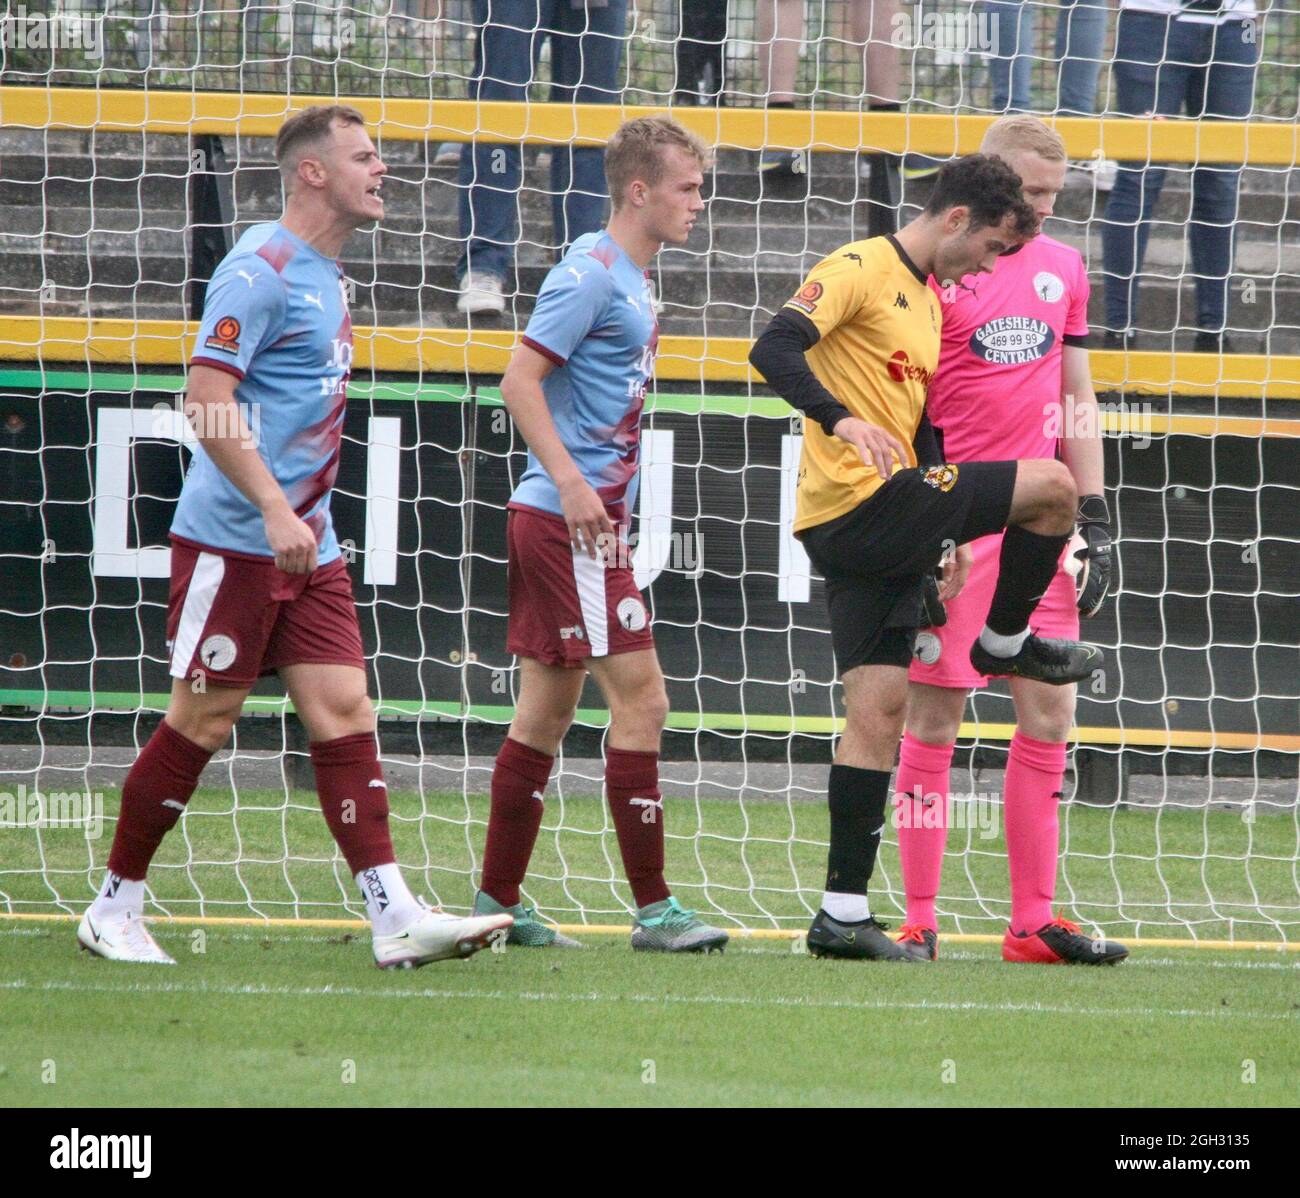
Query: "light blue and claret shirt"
510 230 659 528
174 222 352 565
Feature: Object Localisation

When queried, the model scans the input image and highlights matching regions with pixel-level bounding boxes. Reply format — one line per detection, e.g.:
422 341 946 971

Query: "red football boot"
1002 915 1129 965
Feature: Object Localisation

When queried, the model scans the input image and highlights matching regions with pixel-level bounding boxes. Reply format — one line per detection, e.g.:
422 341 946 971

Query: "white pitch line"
926 947 1300 972
1 977 1294 1023
730 941 1300 972
0 926 353 946
1122 955 1300 972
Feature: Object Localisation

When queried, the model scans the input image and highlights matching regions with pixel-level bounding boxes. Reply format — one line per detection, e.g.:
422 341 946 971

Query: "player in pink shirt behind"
894 115 1127 966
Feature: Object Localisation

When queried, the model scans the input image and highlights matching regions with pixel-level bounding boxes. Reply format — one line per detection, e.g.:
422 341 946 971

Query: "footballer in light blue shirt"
79 107 517 970
177 220 353 564
475 116 730 954
510 229 659 528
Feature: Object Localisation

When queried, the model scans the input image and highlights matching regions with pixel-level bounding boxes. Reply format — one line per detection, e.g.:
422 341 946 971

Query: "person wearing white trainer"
78 896 176 966
455 0 630 316
78 105 511 968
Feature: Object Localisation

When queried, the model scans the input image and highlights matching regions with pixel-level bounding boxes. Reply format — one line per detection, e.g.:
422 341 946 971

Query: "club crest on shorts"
913 631 942 666
199 634 237 672
921 464 959 493
616 597 648 632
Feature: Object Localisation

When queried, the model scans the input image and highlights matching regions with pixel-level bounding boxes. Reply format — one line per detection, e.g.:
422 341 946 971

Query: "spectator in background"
980 1 1114 189
1100 0 1260 352
457 1 629 316
756 0 805 176
983 0 1107 116
392 0 465 164
676 0 729 104
757 0 902 235
759 1 901 170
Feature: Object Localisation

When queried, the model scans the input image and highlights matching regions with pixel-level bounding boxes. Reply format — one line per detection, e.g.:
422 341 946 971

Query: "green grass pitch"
1 787 1297 1106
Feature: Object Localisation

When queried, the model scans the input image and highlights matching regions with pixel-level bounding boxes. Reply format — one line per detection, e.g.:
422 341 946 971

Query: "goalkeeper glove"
918 570 948 630
1073 493 1112 618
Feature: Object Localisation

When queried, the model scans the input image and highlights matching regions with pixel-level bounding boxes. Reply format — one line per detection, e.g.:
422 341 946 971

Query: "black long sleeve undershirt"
749 308 944 464
748 309 853 436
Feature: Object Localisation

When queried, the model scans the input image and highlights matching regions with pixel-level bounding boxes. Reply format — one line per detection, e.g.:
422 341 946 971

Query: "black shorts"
799 461 1017 673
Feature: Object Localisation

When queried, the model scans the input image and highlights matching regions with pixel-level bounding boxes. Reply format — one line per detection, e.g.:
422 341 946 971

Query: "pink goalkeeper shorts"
908 530 1080 691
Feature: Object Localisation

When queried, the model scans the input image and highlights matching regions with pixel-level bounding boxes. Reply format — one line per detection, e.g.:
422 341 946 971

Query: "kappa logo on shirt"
204 315 241 354
893 292 910 311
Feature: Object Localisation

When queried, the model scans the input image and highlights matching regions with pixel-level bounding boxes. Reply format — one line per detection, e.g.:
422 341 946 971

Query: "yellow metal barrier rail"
3 87 1298 165
4 317 1300 425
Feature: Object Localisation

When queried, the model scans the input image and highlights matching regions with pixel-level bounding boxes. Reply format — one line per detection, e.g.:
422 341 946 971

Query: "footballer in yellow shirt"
787 233 941 531
749 154 1105 962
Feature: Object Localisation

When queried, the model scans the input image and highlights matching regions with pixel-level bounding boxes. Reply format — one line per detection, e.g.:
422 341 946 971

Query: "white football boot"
372 902 513 969
77 908 176 965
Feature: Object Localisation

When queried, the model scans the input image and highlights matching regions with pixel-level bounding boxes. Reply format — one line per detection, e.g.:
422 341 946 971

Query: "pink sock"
893 733 955 932
1004 731 1067 935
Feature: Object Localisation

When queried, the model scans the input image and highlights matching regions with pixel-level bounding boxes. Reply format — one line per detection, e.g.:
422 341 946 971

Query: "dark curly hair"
923 154 1037 237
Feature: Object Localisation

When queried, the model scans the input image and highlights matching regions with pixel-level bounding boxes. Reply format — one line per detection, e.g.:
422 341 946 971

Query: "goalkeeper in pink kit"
895 116 1128 965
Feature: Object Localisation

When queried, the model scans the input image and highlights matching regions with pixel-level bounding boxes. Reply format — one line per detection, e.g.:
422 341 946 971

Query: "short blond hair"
604 115 711 210
980 114 1067 164
276 104 367 186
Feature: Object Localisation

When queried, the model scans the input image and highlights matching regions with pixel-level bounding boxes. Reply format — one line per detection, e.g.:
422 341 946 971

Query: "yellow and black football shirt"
784 235 941 534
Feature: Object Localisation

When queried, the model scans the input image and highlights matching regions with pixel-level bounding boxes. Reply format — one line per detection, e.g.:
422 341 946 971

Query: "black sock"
675 0 727 103
864 153 899 236
766 99 795 109
824 765 891 897
864 103 901 237
986 524 1071 636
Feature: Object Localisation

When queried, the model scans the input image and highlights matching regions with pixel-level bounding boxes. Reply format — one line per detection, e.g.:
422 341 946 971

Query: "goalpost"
0 1 1297 947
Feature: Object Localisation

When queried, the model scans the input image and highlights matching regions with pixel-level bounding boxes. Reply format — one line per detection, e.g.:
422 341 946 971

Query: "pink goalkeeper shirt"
926 234 1091 463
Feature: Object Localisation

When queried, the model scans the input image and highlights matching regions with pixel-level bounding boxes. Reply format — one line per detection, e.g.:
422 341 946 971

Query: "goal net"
1 1 1297 945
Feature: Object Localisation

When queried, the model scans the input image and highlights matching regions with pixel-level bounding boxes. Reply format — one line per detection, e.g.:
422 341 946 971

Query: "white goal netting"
0 1 1297 943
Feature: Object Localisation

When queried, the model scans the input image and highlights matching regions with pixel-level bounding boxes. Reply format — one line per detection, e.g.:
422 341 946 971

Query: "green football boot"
630 897 729 953
472 891 583 949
